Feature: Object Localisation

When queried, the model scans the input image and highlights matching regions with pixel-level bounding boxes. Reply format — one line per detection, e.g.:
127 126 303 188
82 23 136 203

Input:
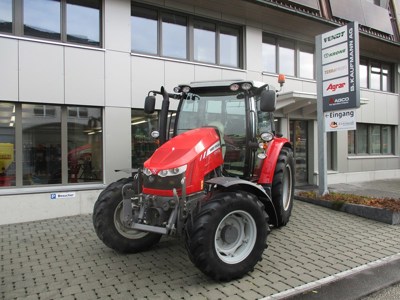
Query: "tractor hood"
144 127 221 172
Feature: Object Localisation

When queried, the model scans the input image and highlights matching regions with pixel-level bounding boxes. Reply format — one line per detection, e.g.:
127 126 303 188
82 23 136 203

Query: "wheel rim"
114 201 148 239
214 210 257 264
282 163 293 211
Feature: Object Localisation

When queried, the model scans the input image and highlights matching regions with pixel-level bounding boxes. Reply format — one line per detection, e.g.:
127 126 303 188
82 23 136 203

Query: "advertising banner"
320 22 360 112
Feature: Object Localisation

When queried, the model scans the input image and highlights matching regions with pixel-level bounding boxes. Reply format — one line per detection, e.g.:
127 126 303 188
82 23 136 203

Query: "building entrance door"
289 120 308 186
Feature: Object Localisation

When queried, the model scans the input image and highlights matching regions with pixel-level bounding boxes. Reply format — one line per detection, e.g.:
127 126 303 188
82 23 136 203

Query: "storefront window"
131 110 159 168
24 0 61 40
0 0 12 33
369 125 381 154
382 125 392 154
348 123 395 155
1 103 103 189
68 107 103 183
356 124 368 154
0 103 15 187
22 104 62 185
66 0 101 46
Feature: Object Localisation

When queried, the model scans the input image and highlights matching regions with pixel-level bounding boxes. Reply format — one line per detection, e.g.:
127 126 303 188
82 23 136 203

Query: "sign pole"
316 34 328 196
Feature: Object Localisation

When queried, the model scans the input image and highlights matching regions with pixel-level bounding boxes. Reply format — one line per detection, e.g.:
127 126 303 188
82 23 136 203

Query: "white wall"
0 189 102 225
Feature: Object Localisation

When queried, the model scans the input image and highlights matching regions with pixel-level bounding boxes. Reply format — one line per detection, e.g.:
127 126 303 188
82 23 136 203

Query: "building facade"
0 0 399 224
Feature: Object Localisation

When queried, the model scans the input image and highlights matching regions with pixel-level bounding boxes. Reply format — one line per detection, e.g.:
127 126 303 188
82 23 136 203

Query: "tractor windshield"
176 90 246 137
176 89 248 177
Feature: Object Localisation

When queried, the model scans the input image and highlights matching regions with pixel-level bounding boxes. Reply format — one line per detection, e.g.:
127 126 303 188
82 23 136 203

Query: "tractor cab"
146 80 278 181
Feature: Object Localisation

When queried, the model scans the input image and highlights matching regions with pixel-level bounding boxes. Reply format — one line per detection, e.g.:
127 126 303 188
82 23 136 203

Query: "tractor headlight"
142 167 152 176
261 132 274 142
157 165 187 177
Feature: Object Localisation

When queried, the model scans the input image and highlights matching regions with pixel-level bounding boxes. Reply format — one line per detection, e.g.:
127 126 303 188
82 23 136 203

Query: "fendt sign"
320 22 360 112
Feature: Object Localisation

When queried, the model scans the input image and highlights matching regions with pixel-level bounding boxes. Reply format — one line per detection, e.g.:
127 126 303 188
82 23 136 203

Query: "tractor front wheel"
185 191 268 281
93 177 162 253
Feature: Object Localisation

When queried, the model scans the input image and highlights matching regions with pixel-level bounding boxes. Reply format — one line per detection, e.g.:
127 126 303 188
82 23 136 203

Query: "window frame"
1 0 103 47
0 102 104 189
131 3 243 69
262 33 315 79
348 123 396 156
359 57 394 92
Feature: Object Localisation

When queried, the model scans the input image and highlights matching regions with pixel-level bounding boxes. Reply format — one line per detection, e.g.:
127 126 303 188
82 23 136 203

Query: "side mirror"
260 89 276 112
144 95 156 114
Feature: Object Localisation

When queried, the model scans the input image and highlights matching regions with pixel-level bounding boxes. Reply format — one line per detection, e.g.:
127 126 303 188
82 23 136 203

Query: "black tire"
93 177 162 253
185 191 269 281
271 146 295 227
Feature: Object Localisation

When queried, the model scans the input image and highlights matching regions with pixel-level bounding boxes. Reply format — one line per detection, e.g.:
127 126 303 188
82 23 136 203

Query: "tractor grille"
142 173 184 191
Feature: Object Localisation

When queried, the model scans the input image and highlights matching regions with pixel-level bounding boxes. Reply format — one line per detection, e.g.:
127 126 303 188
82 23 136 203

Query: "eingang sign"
319 22 360 112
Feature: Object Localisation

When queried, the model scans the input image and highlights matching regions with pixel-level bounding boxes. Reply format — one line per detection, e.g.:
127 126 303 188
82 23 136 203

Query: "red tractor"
93 80 294 281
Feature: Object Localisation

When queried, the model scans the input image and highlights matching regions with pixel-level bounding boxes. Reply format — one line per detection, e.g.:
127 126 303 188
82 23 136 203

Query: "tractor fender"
205 177 279 227
258 138 292 185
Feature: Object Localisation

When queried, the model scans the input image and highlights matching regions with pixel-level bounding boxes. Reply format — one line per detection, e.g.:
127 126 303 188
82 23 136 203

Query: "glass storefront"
0 102 103 188
0 103 16 186
290 120 308 186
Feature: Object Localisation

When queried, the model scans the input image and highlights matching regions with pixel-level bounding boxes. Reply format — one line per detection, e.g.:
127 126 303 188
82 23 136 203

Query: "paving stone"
2 201 400 299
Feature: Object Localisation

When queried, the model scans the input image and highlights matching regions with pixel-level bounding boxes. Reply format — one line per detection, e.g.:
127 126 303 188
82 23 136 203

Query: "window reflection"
356 124 368 154
131 110 159 168
370 125 381 154
0 0 12 33
162 13 187 59
220 26 239 67
299 45 314 79
68 107 102 183
24 0 61 40
0 103 15 187
194 21 216 64
67 0 101 46
262 36 276 73
263 34 314 79
22 104 62 185
279 40 295 76
131 6 158 54
360 60 368 88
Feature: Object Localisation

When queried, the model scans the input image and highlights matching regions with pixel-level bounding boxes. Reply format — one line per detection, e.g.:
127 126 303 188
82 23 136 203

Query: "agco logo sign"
329 96 350 105
326 82 346 92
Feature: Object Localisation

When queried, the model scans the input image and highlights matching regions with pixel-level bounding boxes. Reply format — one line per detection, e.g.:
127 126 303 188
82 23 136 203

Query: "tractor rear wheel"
271 147 295 227
185 191 269 281
93 177 162 253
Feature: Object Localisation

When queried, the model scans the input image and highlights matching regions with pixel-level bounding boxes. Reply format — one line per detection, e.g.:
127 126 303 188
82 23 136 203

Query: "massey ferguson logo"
326 82 346 92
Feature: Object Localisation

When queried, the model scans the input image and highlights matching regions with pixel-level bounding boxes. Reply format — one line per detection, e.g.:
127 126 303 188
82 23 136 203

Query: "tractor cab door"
222 100 248 178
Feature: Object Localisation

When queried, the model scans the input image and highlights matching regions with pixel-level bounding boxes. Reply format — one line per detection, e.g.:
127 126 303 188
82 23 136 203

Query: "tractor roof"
184 80 267 89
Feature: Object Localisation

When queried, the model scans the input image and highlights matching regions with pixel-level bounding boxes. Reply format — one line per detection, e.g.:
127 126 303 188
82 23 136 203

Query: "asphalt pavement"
1 179 400 299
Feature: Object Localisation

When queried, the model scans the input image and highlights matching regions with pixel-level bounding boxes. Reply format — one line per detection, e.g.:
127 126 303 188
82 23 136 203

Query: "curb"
295 196 400 225
262 253 400 300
